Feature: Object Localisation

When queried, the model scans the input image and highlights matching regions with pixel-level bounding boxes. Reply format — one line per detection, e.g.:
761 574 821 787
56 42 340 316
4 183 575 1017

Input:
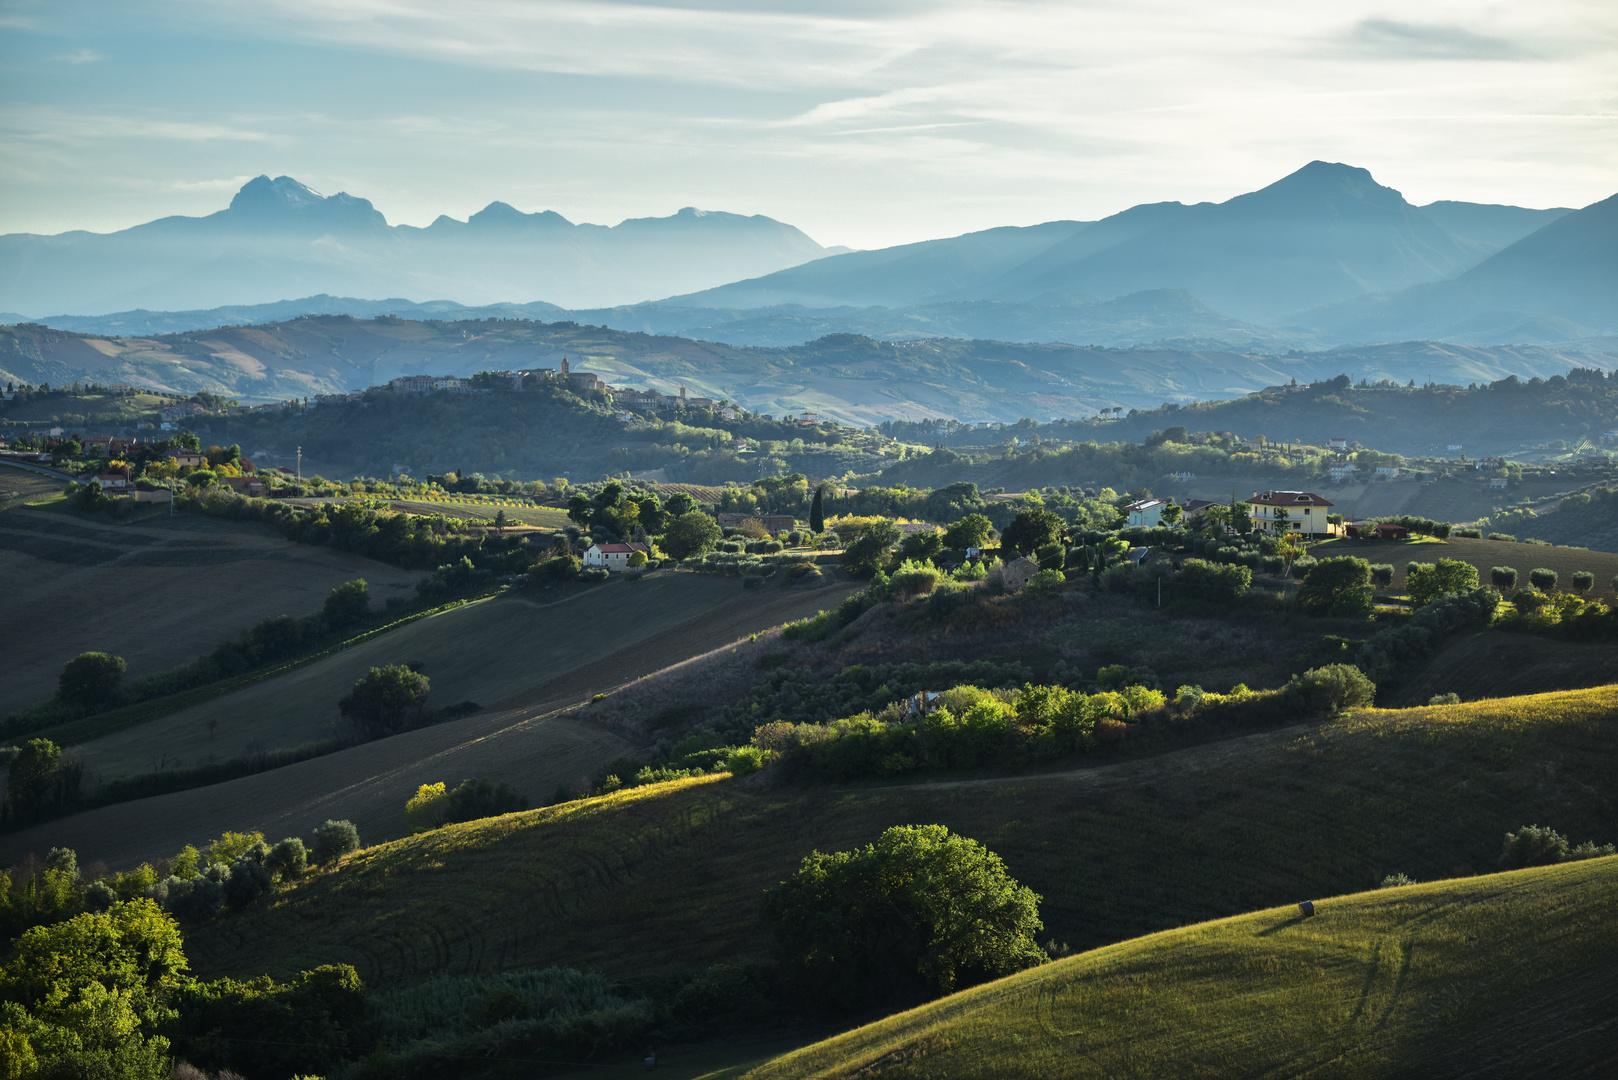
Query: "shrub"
1286 664 1376 713
1529 567 1558 591
723 746 769 776
405 781 450 832
1368 563 1394 588
1490 566 1517 591
1572 571 1595 594
1380 873 1415 888
1027 568 1066 594
1499 824 1571 869
1428 692 1461 705
1453 528 1481 538
311 820 360 865
760 824 1046 1009
1406 559 1480 608
1297 556 1373 616
1511 586 1551 615
1487 532 1516 542
1175 558 1251 600
889 559 945 597
266 837 308 878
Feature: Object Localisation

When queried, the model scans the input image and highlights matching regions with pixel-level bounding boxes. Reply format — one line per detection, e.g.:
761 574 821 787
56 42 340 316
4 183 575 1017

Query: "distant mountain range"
4 163 1613 352
0 176 839 314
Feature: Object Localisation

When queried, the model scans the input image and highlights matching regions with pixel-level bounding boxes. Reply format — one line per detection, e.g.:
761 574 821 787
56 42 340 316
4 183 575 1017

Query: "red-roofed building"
583 541 649 572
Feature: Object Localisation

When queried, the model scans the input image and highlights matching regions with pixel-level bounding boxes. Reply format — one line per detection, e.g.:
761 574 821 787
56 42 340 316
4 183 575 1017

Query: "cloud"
54 48 104 63
1345 18 1529 60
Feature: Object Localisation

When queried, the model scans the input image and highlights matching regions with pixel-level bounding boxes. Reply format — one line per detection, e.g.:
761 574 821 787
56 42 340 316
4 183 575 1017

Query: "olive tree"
1490 566 1517 592
761 824 1046 1009
1528 567 1558 591
1572 571 1594 595
1406 559 1480 608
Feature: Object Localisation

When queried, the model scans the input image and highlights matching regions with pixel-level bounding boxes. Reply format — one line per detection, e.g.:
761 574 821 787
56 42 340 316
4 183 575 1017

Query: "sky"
1 0 1614 250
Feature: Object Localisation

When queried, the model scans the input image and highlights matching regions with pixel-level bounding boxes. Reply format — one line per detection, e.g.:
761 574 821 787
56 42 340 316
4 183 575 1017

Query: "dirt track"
0 577 858 869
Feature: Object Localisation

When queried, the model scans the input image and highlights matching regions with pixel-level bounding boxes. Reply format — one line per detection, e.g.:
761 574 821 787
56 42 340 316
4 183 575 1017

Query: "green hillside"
746 857 1618 1079
900 366 1618 459
183 685 1618 990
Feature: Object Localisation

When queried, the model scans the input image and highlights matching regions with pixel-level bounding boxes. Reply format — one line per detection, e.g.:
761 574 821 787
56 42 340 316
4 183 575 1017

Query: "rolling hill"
0 176 836 316
0 573 861 870
0 483 420 714
169 684 1618 990
6 316 1616 437
745 857 1618 1079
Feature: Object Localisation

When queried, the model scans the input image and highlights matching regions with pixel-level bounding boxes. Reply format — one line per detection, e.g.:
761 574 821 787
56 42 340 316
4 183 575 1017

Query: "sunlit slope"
185 686 1618 989
746 857 1618 1080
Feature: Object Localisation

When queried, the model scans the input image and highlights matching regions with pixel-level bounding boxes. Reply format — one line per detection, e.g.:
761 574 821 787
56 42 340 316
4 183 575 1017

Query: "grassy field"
0 463 65 508
745 857 1618 1079
0 574 861 869
1311 534 1618 600
177 685 1618 991
0 501 420 714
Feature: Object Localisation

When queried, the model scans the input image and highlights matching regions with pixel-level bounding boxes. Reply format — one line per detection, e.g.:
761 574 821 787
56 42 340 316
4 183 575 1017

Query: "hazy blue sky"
2 0 1614 248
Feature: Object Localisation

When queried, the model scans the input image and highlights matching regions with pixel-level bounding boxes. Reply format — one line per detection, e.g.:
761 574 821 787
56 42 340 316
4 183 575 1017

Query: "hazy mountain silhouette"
0 176 835 315
1309 192 1618 341
1417 200 1572 253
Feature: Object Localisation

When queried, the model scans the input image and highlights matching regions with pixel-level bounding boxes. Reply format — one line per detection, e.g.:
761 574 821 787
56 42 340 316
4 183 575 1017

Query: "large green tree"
999 508 1065 556
660 511 722 559
337 665 431 733
942 513 993 551
839 519 901 576
761 824 1046 1009
1298 556 1374 616
809 485 826 534
1407 559 1481 608
57 651 126 711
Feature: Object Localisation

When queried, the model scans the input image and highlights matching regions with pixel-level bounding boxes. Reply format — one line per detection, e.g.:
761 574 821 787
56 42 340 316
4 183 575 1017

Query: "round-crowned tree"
999 509 1065 557
1529 567 1558 591
661 511 722 560
57 652 127 711
1571 571 1594 595
322 579 370 628
943 513 994 551
761 824 1046 1009
338 665 430 733
311 819 361 865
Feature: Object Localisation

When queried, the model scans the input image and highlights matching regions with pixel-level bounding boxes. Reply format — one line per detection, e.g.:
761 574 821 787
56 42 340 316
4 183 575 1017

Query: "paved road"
0 456 76 482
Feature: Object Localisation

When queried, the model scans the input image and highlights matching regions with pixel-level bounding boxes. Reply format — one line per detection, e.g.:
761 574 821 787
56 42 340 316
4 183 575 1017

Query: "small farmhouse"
582 541 649 572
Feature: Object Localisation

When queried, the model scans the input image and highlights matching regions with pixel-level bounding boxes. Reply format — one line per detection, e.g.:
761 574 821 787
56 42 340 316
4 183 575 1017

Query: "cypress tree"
809 485 825 534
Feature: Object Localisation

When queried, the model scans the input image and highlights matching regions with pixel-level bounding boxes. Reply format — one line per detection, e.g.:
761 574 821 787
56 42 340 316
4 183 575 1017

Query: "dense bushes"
1298 557 1373 616
311 820 361 865
1405 559 1480 608
338 665 431 733
1355 588 1501 693
1498 825 1616 869
750 666 1373 784
404 778 528 832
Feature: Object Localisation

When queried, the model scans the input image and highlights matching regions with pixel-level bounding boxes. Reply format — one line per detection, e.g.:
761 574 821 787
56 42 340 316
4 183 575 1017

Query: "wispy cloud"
53 48 104 63
1345 19 1529 60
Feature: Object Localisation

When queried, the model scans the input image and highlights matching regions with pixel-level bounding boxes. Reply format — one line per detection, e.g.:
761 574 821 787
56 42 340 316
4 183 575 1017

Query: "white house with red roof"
1248 491 1333 538
583 541 649 571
